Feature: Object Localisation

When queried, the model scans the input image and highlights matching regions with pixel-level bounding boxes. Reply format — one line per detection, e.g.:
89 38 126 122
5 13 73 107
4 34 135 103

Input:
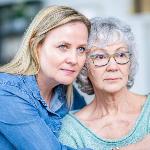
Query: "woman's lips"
105 78 119 80
104 77 121 81
61 69 76 75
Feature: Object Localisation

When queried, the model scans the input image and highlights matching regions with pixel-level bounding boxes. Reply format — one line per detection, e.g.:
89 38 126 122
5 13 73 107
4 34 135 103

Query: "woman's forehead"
88 30 128 48
90 42 127 51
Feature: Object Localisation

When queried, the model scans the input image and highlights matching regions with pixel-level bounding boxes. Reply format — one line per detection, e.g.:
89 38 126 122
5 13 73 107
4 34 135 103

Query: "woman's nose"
106 57 119 71
66 50 78 65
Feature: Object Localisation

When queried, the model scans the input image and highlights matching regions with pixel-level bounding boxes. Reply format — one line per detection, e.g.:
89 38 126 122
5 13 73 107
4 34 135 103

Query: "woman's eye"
117 52 127 58
58 44 67 50
77 47 86 53
96 54 106 59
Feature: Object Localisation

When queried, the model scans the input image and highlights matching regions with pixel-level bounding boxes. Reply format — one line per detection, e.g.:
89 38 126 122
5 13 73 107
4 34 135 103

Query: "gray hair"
76 17 138 95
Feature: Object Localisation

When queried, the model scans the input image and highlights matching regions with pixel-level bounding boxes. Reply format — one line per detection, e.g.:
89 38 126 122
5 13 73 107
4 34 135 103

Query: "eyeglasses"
90 51 131 67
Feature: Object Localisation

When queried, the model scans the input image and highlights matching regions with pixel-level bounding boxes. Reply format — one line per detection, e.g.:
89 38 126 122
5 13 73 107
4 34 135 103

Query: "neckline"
23 75 67 115
69 94 150 144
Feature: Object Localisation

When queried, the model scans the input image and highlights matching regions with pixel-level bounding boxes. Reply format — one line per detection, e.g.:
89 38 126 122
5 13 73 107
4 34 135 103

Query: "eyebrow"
57 41 71 46
116 47 128 51
91 46 127 53
90 48 106 54
57 41 87 47
80 44 87 47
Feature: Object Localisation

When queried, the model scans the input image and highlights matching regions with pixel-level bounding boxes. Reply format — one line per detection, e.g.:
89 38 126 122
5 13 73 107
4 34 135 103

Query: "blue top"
59 95 150 150
0 73 91 150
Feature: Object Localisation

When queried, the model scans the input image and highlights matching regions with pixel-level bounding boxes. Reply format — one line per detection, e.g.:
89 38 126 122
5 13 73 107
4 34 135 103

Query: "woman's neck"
36 72 58 106
91 88 133 117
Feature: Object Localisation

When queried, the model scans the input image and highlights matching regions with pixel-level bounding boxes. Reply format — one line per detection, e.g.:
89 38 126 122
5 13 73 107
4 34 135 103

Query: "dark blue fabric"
72 87 86 110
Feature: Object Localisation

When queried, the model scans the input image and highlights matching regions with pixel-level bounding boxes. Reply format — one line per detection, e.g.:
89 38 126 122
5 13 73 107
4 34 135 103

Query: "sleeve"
0 85 80 150
72 86 86 110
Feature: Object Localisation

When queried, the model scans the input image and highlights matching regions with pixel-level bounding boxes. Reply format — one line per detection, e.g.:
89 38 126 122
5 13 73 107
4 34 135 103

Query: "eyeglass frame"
89 50 132 67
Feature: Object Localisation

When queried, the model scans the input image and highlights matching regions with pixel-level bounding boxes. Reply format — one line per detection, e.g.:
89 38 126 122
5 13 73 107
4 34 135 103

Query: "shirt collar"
22 75 68 116
49 85 66 112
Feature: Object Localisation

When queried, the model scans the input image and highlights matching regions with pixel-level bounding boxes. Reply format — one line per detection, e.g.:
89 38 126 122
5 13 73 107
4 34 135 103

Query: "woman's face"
87 42 130 93
37 21 88 85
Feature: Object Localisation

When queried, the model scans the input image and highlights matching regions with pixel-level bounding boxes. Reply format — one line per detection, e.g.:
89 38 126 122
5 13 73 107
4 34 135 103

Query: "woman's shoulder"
0 73 39 124
147 94 150 100
136 93 150 107
0 73 36 90
0 73 22 92
59 112 86 149
0 72 16 79
61 110 91 133
60 111 88 141
61 111 82 129
61 112 77 125
0 73 23 85
0 73 37 101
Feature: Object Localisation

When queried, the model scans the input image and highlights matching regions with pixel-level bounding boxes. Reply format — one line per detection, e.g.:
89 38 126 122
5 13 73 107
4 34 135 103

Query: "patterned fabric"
59 95 150 150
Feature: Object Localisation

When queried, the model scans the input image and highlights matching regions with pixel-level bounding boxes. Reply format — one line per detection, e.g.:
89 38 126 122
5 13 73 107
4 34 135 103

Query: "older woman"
0 5 92 150
59 17 150 150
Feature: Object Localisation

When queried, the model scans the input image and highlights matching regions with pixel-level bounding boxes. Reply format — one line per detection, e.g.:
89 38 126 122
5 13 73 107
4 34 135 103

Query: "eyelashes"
57 44 87 54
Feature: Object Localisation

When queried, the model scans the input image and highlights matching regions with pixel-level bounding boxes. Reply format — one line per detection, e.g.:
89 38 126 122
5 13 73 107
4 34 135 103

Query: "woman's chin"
104 86 126 94
59 79 74 85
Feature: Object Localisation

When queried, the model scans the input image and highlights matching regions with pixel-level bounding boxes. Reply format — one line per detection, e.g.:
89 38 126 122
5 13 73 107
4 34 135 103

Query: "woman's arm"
0 86 91 150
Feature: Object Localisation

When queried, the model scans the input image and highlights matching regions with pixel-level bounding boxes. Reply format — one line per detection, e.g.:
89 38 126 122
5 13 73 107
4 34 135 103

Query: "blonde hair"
0 5 91 107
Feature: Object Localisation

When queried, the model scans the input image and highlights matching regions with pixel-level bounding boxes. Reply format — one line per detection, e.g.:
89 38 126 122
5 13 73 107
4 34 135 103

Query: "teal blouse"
59 95 150 150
